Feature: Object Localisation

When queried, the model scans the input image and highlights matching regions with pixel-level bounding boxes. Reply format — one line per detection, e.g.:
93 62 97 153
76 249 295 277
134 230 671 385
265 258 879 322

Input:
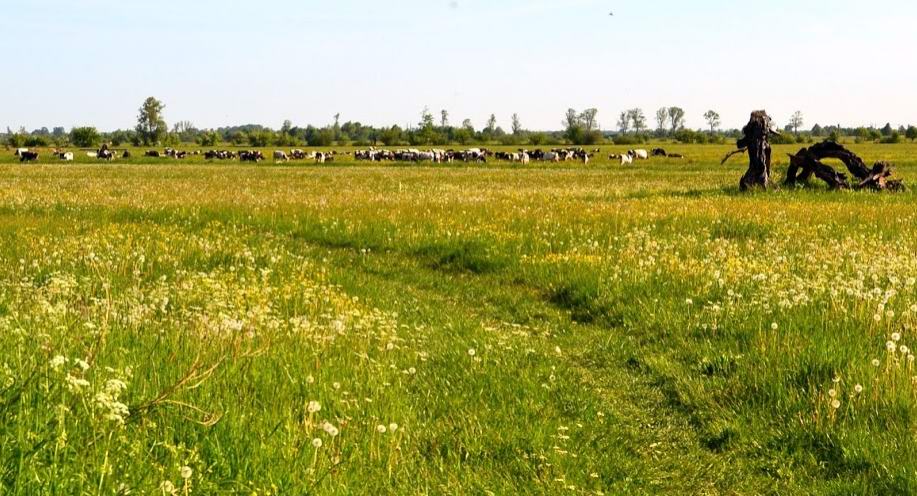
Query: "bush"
70 127 100 148
880 132 902 144
770 133 797 145
613 134 646 146
24 135 49 147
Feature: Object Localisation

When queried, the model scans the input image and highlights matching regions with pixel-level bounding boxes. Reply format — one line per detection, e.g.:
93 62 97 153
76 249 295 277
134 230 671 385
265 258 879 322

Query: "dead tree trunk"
737 111 778 191
785 141 905 192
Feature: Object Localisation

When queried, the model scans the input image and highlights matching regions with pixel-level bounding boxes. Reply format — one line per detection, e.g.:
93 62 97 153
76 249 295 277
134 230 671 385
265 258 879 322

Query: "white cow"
543 152 559 162
620 154 634 166
13 148 28 157
521 152 530 165
628 149 649 160
59 152 74 161
273 151 289 162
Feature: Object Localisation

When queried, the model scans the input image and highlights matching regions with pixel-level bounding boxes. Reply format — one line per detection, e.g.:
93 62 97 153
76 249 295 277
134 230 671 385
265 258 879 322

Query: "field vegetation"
1 143 916 493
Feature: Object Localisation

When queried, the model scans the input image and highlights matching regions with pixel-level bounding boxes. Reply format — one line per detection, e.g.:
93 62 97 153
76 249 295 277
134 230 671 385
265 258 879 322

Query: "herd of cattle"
11 146 685 165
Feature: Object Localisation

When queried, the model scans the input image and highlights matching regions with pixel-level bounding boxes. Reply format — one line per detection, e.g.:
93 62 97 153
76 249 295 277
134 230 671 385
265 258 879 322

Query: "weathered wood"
737 111 778 191
785 141 905 192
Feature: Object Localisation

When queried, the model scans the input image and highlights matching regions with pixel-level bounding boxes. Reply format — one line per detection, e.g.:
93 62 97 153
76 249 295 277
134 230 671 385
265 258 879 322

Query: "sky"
1 0 915 133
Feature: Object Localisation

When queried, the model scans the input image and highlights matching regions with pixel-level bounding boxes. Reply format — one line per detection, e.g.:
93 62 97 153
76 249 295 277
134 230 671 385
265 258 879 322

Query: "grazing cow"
122 151 132 159
273 151 289 162
651 148 668 157
98 149 115 161
20 151 39 162
239 150 264 162
13 148 29 157
667 153 685 159
521 152 530 165
145 150 161 158
542 152 560 162
628 149 649 160
619 154 634 166
59 152 74 161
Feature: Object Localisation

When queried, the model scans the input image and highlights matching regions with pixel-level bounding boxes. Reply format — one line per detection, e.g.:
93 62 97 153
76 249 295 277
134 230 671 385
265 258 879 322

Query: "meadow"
1 142 917 494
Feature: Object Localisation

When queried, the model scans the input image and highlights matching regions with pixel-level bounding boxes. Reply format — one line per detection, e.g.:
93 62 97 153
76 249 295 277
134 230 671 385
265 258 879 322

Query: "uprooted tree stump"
731 110 781 191
785 141 905 192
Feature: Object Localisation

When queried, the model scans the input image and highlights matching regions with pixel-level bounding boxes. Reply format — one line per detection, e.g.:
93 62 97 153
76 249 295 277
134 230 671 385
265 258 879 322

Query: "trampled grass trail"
1 145 917 494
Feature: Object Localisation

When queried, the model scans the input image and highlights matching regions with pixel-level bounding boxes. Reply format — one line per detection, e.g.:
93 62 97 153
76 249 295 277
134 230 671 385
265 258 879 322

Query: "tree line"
4 98 916 148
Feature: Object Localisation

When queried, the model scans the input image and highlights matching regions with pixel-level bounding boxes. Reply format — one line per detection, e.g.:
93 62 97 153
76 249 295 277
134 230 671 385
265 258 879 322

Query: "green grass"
1 143 917 494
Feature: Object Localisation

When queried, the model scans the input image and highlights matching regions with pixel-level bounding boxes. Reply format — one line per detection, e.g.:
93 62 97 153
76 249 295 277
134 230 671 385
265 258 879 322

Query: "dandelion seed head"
376 424 387 433
312 438 323 448
831 399 841 409
180 466 192 479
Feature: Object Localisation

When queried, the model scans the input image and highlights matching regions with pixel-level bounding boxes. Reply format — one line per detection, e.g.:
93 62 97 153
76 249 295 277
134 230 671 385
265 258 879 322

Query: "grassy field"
1 142 917 494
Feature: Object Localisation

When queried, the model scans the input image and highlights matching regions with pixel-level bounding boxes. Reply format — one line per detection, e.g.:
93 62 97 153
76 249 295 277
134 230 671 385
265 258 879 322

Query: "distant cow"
145 150 161 158
628 149 649 160
651 148 668 157
619 154 633 166
13 148 29 157
122 151 132 159
19 151 39 162
273 150 289 162
98 149 115 161
667 153 685 159
59 152 74 161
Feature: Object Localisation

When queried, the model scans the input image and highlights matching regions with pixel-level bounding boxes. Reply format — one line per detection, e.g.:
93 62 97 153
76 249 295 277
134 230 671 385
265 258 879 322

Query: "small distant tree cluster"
70 127 101 147
563 108 603 145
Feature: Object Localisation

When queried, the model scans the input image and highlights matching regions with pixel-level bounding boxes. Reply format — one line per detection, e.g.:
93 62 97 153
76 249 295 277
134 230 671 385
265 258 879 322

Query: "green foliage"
70 127 101 148
135 97 167 145
906 126 917 142
196 131 221 147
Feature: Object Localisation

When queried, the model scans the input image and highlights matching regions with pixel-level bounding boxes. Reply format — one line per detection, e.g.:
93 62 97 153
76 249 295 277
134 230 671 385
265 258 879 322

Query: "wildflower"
180 466 192 480
386 342 394 351
306 375 315 384
312 438 323 448
771 322 779 331
389 423 399 433
322 422 339 437
49 355 67 370
828 389 837 398
307 401 321 413
902 346 910 355
872 359 881 367
75 359 90 371
831 399 841 409
685 298 693 305
892 332 902 342
468 348 476 357
160 481 176 494
332 382 341 390
854 384 863 394
887 341 897 352
376 425 387 433
408 367 417 375
874 314 882 322
65 374 90 392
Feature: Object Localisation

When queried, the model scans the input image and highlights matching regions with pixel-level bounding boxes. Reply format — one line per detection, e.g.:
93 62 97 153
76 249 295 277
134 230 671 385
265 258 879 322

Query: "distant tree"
418 107 435 130
486 114 498 134
881 123 893 137
462 119 474 132
281 120 293 135
70 127 101 147
703 110 721 134
52 126 66 138
440 109 449 128
668 107 686 133
579 108 598 132
628 108 646 134
453 127 473 145
655 107 669 134
564 109 579 131
380 125 403 146
907 125 917 142
197 130 221 147
811 123 823 136
511 113 523 135
617 112 630 134
136 97 167 145
789 111 804 136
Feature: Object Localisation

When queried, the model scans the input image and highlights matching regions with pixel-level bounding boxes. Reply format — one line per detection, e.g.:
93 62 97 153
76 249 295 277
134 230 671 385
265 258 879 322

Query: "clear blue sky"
2 0 914 132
